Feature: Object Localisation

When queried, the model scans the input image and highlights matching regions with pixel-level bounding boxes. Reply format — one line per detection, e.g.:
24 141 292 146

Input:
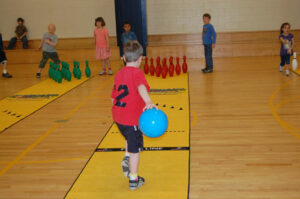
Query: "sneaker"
203 69 213 73
129 176 145 190
121 156 130 178
99 70 106 75
2 73 12 78
201 68 207 72
108 69 113 75
36 73 41 78
279 65 283 72
285 70 290 76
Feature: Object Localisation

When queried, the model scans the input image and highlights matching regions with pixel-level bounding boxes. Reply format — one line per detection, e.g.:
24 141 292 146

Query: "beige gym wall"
0 0 299 40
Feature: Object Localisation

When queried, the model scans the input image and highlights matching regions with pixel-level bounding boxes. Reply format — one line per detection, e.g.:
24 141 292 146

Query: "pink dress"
94 27 111 60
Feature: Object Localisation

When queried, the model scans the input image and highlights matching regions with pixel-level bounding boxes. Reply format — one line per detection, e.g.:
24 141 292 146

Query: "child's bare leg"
101 59 106 71
106 58 113 74
99 59 106 75
2 62 12 78
285 64 290 76
125 141 129 156
2 62 7 73
37 68 42 73
129 152 139 176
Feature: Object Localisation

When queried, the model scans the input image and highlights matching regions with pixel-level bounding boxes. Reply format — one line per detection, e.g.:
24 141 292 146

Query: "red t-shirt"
111 67 150 126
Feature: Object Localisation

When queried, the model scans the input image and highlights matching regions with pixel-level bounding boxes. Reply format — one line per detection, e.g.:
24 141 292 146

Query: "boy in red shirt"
111 41 156 190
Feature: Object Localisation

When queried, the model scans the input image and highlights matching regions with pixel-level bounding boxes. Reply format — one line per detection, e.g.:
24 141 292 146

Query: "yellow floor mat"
65 151 189 199
65 74 190 198
0 77 88 132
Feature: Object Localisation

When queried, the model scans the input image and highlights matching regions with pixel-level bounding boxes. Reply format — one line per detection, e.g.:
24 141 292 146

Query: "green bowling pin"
85 60 91 77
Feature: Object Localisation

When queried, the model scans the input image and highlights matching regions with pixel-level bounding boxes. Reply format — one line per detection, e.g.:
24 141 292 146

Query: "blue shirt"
121 31 137 45
202 24 216 45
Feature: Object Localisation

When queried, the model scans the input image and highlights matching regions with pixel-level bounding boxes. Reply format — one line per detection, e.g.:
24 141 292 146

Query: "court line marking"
0 76 114 177
269 78 300 140
0 76 93 135
274 95 300 132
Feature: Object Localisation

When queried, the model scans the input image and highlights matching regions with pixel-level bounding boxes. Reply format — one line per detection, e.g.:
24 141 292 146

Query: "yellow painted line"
0 76 114 177
190 109 198 128
0 123 59 176
269 78 300 140
274 96 300 132
0 156 89 165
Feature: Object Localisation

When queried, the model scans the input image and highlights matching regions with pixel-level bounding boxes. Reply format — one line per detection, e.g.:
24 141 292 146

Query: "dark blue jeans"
204 44 213 70
7 36 28 49
280 54 291 66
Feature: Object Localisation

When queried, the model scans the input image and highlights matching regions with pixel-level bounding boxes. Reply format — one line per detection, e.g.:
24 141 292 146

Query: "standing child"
279 23 294 76
111 41 156 190
202 13 216 73
7 18 28 50
94 17 113 75
120 21 137 64
36 24 60 78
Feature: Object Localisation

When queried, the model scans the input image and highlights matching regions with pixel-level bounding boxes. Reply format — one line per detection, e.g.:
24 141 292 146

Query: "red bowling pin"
182 56 188 73
144 57 149 74
175 57 181 75
155 62 161 77
150 58 155 76
161 67 168 79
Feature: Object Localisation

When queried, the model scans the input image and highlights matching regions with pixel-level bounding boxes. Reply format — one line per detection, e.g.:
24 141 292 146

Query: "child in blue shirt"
202 13 216 73
120 22 137 64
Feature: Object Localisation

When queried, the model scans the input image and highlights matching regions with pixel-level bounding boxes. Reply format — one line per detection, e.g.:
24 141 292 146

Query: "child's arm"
38 39 43 50
211 25 216 48
279 37 286 44
288 38 295 54
45 39 57 47
138 84 157 111
106 34 110 50
20 32 27 39
291 38 295 49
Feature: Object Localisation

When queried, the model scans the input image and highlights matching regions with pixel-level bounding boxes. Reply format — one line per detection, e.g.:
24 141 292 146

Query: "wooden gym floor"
0 56 299 199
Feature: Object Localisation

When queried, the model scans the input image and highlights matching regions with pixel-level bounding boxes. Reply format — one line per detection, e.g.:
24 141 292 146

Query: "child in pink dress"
94 17 113 75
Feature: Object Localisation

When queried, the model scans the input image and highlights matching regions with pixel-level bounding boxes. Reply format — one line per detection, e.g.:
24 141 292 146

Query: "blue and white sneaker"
129 176 145 190
121 156 130 178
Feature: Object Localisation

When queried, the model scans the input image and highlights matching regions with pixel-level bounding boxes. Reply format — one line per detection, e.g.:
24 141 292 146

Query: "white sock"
125 152 130 157
3 69 7 74
129 173 138 181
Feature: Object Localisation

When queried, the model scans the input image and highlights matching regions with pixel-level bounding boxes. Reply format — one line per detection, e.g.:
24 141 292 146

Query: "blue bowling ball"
139 109 168 138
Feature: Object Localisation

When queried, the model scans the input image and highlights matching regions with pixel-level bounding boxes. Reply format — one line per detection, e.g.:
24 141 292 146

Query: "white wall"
0 0 299 40
0 0 116 40
146 0 300 34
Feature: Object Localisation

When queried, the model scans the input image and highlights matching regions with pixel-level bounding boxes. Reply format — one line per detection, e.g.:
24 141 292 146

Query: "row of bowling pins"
292 52 298 71
144 56 188 78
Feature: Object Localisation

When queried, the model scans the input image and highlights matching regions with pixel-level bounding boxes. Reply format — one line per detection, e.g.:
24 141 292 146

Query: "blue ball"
139 109 168 138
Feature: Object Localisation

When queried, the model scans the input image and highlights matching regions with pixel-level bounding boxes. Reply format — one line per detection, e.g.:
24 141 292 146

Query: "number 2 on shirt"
115 85 129 107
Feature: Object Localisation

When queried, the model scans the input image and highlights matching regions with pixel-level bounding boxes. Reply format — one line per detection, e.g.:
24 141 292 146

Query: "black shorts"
0 50 7 64
116 122 143 153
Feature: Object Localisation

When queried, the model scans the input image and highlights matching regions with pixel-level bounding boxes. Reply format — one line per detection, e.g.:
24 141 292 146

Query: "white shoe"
99 70 106 75
279 65 283 72
108 69 113 75
285 70 290 76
